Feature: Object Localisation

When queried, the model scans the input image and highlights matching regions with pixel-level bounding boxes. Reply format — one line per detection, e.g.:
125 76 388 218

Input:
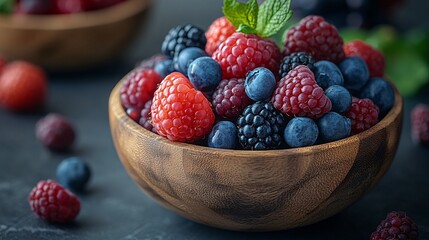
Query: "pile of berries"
119 0 395 151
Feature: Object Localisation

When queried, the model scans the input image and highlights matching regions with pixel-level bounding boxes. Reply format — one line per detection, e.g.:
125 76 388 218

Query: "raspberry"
279 52 315 79
139 99 156 133
205 16 236 56
237 102 286 150
212 78 252 119
120 68 162 110
271 65 332 119
29 180 80 223
151 72 215 142
0 57 6 74
212 32 281 79
344 40 385 77
411 104 429 147
161 24 207 59
344 97 379 134
370 211 419 240
0 61 47 112
35 113 76 151
284 15 345 63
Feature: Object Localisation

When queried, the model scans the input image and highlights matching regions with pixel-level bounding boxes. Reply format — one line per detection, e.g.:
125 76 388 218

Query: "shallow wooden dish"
0 0 151 71
109 77 403 231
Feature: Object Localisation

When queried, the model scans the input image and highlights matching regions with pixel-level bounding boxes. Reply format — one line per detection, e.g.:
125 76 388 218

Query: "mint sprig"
0 0 14 14
223 0 293 38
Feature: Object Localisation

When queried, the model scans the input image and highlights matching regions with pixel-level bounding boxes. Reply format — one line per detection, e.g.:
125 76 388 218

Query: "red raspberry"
344 97 379 135
271 65 331 119
151 72 215 142
139 99 156 133
35 113 76 151
344 40 385 77
53 0 86 14
411 104 429 147
0 61 47 112
370 211 419 240
120 68 162 110
212 32 281 79
0 57 6 74
284 15 345 63
29 180 80 223
212 78 252 119
205 16 236 56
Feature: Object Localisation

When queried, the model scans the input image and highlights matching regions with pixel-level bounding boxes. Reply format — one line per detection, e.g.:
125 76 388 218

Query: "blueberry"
154 59 174 78
318 112 351 143
176 47 208 74
56 157 91 192
325 85 352 113
208 121 238 149
284 117 319 148
360 77 395 118
314 60 344 90
188 56 222 92
339 57 370 92
244 67 276 101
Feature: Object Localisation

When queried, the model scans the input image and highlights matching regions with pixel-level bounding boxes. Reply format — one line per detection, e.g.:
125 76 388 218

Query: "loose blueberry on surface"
284 117 319 148
245 67 276 102
176 47 208 74
339 56 370 92
208 121 238 149
56 157 91 192
360 77 395 118
188 56 222 92
314 60 344 89
154 59 174 78
318 112 352 143
325 85 352 113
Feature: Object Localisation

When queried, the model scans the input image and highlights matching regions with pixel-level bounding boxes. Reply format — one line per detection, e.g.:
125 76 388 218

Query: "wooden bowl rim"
109 74 403 158
0 0 151 30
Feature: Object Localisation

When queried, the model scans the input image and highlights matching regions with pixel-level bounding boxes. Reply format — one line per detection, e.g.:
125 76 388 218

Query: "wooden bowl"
0 0 151 71
109 78 403 231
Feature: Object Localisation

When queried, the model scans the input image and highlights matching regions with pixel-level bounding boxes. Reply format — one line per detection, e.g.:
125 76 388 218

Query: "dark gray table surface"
1 0 429 239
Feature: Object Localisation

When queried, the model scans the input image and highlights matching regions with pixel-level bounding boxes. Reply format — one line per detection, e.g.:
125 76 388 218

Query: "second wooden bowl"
109 78 403 231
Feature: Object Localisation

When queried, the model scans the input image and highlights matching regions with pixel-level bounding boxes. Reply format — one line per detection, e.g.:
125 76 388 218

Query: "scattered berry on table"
237 102 286 150
339 56 370 92
151 72 215 142
345 97 379 134
208 121 238 149
35 113 76 151
212 32 281 79
279 52 315 79
360 77 395 118
317 112 351 142
154 58 174 78
205 16 236 56
344 40 385 78
57 157 91 192
284 15 345 64
370 211 419 240
161 24 207 60
175 47 208 74
284 117 319 148
188 56 222 92
245 67 276 102
313 60 344 90
411 104 429 147
271 65 332 119
0 61 47 112
212 78 253 119
324 85 352 113
29 180 80 223
139 99 156 133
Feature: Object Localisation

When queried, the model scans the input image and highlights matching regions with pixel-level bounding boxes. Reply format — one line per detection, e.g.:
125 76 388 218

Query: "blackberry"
161 24 207 60
279 52 315 79
237 102 286 150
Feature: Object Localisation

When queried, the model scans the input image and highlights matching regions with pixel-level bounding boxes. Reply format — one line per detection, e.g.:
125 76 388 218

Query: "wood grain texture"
0 0 151 71
108 78 403 232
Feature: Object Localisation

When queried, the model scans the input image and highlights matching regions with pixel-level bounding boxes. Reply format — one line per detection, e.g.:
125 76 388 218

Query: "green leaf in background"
0 0 14 14
256 0 293 38
223 0 259 31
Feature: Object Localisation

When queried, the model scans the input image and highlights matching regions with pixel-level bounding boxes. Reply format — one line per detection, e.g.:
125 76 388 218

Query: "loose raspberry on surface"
271 65 332 119
344 97 379 134
29 180 80 223
411 104 429 147
284 15 345 63
205 16 236 56
212 78 252 119
35 113 76 151
370 211 419 240
344 40 385 78
151 72 215 142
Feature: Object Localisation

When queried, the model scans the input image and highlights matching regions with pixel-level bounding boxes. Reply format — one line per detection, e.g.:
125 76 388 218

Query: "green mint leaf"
256 0 293 37
237 24 257 35
0 0 14 14
223 0 259 32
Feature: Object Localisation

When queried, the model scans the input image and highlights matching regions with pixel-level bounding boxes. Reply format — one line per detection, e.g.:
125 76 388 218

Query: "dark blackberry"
237 102 286 150
161 24 207 60
279 52 315 79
